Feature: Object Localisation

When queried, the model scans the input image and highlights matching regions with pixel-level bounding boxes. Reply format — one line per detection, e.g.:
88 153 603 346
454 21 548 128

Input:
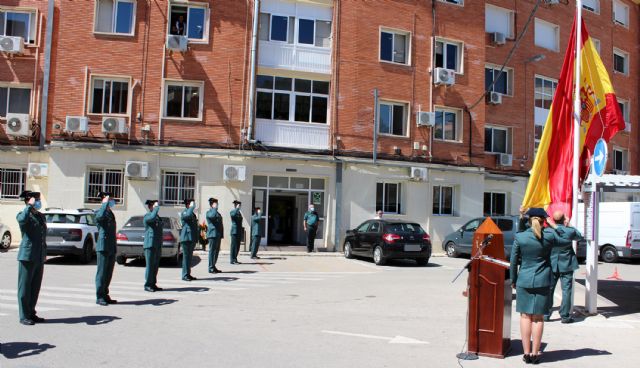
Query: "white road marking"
321 330 429 344
45 286 182 299
109 281 247 291
0 302 60 312
0 294 96 308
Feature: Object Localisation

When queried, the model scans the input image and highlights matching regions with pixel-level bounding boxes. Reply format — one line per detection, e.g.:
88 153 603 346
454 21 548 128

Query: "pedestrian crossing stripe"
0 302 60 312
0 294 97 308
110 281 250 290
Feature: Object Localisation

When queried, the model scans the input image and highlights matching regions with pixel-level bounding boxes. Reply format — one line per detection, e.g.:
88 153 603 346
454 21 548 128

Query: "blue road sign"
592 139 607 177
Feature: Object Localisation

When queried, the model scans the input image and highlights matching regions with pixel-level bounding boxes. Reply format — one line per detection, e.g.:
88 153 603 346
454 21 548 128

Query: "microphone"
480 234 494 248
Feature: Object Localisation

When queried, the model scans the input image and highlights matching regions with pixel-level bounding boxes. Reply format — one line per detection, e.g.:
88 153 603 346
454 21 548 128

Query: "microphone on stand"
451 234 495 283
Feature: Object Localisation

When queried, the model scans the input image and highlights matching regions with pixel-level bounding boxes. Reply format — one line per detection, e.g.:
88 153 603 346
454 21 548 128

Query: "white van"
577 202 640 263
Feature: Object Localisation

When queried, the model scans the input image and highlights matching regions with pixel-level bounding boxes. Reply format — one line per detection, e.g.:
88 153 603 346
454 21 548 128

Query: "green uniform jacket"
95 202 117 254
143 207 163 249
205 208 224 239
251 214 263 237
304 211 319 227
16 206 47 263
180 207 199 243
230 208 243 236
551 225 583 273
510 228 557 289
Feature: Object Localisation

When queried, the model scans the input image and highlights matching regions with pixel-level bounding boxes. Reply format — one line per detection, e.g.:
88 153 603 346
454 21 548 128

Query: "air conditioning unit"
223 165 247 182
65 116 89 133
28 163 49 178
434 67 456 86
4 113 31 137
614 170 629 175
0 36 24 54
497 153 513 167
416 111 435 127
166 35 188 52
102 117 128 134
410 167 428 182
487 92 503 105
490 32 506 46
125 161 150 179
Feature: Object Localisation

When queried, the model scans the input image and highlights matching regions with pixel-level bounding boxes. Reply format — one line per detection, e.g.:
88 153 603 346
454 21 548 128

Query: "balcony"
255 119 330 150
258 41 332 74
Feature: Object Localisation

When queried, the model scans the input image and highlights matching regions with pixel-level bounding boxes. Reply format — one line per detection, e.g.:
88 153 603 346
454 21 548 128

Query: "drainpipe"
373 88 379 164
39 0 55 149
246 0 260 143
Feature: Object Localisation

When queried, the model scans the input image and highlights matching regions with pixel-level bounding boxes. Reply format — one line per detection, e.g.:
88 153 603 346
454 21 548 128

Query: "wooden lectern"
466 218 512 359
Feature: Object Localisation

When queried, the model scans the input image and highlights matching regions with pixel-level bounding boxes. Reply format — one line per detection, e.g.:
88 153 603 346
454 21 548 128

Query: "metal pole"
585 187 600 314
246 0 260 143
373 89 379 164
39 0 55 149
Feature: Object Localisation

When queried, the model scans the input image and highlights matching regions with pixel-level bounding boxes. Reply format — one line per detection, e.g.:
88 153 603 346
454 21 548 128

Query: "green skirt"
516 286 550 315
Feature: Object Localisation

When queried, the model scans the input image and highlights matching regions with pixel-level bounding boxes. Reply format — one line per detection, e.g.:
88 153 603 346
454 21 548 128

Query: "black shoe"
153 286 163 291
561 317 574 324
96 299 109 306
32 315 45 323
106 297 118 304
531 354 541 365
182 277 191 282
20 319 35 326
188 275 197 281
144 286 155 292
523 354 531 364
214 267 221 273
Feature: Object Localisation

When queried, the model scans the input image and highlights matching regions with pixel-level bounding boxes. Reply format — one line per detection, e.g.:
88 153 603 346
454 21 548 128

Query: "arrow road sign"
592 139 607 177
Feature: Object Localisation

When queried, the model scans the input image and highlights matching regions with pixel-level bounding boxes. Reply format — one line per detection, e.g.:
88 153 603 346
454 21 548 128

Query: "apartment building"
1 0 638 251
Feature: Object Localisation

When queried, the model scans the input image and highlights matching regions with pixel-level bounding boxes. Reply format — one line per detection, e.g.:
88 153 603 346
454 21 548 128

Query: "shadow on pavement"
541 348 612 362
576 279 640 318
221 270 258 274
197 277 239 282
161 287 209 292
252 257 287 260
44 315 121 325
234 262 274 265
126 256 202 268
0 342 55 359
45 256 96 266
117 298 178 306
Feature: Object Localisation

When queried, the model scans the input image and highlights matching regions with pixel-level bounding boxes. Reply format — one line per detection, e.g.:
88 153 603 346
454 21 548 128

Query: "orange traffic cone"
606 267 623 281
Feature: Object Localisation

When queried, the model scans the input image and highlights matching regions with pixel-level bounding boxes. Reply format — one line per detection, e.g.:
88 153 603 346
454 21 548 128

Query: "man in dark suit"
180 199 199 281
206 198 224 273
16 191 47 325
250 207 263 260
229 200 243 264
143 200 163 292
95 192 118 306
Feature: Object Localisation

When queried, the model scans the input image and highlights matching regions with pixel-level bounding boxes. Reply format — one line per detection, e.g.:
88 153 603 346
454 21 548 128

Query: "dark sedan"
116 216 182 266
343 220 432 266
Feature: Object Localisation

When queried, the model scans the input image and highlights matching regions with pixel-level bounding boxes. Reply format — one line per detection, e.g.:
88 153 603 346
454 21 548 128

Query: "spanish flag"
522 18 625 218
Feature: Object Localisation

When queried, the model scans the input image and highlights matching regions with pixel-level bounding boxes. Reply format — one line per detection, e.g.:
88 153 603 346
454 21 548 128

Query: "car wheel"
344 241 354 259
416 258 429 266
116 255 127 265
445 242 459 258
79 238 93 264
600 245 619 263
373 246 386 266
0 231 11 249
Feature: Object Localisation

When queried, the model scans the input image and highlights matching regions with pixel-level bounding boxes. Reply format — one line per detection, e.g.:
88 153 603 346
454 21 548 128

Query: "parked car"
116 216 182 266
343 220 432 266
0 221 12 250
442 216 586 261
43 208 98 263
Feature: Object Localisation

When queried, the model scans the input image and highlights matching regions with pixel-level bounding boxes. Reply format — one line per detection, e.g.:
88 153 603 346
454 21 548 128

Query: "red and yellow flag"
522 18 625 218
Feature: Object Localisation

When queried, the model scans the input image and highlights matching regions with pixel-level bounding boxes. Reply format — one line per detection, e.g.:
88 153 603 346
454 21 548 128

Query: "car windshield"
45 214 81 224
124 217 173 228
386 223 425 234
495 219 514 232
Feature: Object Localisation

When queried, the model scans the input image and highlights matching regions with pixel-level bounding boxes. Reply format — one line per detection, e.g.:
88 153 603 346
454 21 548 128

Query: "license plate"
48 237 64 243
404 244 421 252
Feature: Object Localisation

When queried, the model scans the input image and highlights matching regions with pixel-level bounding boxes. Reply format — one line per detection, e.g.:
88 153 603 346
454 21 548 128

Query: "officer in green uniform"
16 191 47 325
95 192 118 306
303 204 319 253
250 207 263 259
545 210 582 323
206 197 224 273
180 198 199 281
229 200 243 264
143 200 164 292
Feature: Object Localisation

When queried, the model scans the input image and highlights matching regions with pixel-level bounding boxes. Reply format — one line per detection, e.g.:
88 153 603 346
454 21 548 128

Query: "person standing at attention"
180 199 199 281
250 207 263 259
229 200 243 264
206 197 223 273
95 192 118 306
303 204 319 253
143 200 163 292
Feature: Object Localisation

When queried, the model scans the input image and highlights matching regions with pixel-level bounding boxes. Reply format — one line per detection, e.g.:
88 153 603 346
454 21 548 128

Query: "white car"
0 221 11 250
43 208 98 263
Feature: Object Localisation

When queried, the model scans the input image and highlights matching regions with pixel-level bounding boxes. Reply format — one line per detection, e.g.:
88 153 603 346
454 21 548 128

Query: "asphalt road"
1 251 639 368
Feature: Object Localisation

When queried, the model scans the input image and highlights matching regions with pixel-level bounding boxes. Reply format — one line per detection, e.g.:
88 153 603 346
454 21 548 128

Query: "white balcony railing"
258 41 331 74
255 119 330 150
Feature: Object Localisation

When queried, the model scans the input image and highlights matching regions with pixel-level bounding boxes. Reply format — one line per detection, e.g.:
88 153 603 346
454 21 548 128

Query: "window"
484 126 510 154
534 19 559 52
534 76 558 150
161 171 196 206
434 107 461 142
163 80 203 120
0 167 26 200
613 148 628 172
582 0 600 13
484 192 506 216
0 85 31 117
89 77 129 115
259 13 331 48
591 38 601 54
618 99 629 124
378 101 407 136
435 39 462 73
169 2 209 41
613 48 629 75
380 29 409 65
94 0 136 35
85 168 124 204
613 0 629 27
0 9 37 44
485 65 512 96
376 183 402 214
485 5 514 38
256 75 329 124
462 219 480 232
433 185 454 216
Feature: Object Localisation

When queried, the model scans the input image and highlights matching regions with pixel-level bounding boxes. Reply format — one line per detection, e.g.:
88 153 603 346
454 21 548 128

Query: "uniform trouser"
144 247 162 288
306 226 317 252
545 270 574 319
230 235 241 262
250 236 261 258
181 241 195 279
17 260 44 321
208 237 221 271
96 251 116 301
